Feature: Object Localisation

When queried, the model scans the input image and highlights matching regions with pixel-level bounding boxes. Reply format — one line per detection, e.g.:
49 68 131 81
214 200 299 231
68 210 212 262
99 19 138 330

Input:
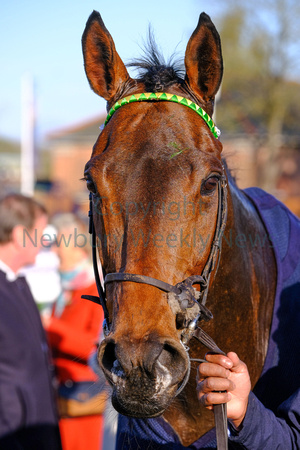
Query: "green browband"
104 92 220 139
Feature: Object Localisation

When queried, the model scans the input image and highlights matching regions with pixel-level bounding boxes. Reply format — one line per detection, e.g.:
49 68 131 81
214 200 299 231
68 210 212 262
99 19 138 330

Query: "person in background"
43 213 107 450
197 352 300 449
0 193 62 450
19 223 61 318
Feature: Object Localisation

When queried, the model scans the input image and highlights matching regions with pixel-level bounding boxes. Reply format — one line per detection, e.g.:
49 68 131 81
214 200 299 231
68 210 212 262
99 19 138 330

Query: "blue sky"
0 0 228 142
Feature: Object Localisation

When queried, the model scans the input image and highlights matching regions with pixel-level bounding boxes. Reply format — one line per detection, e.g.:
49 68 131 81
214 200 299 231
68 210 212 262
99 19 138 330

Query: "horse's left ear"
185 12 223 112
82 11 132 103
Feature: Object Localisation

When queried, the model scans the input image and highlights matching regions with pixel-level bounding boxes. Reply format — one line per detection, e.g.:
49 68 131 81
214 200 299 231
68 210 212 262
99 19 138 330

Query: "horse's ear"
82 11 132 102
185 12 223 108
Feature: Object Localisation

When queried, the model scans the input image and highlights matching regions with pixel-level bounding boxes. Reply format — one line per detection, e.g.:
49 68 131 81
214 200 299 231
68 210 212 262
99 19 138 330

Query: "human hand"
196 352 251 429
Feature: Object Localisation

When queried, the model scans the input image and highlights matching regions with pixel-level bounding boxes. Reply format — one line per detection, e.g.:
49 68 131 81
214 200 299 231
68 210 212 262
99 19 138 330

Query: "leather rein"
82 93 229 449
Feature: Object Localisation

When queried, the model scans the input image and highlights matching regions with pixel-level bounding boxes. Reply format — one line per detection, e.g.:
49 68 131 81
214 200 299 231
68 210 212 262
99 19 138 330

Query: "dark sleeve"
116 414 186 449
228 390 300 449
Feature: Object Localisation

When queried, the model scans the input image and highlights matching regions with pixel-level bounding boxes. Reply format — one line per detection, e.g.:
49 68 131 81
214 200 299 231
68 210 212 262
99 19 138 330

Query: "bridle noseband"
82 92 229 449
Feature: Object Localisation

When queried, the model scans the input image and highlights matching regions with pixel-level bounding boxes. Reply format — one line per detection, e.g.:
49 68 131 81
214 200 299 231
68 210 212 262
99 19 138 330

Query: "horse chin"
112 393 167 418
109 372 178 418
111 386 174 418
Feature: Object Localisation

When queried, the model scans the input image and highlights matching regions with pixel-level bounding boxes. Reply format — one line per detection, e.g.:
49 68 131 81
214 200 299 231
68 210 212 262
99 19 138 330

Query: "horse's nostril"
101 340 132 376
101 341 116 372
100 338 188 389
158 342 187 377
111 359 125 378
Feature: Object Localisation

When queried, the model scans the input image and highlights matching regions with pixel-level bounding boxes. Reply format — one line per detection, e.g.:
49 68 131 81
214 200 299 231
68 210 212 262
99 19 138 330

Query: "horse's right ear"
82 11 132 103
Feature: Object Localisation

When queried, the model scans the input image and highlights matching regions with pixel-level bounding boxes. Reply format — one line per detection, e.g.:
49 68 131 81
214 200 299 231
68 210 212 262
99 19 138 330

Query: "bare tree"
216 0 300 191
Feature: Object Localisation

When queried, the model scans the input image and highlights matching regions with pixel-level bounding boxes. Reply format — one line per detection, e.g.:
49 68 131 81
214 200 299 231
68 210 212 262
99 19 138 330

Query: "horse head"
82 11 224 418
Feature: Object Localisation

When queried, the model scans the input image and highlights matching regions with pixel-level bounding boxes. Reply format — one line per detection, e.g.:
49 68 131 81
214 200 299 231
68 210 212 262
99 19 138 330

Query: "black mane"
127 29 185 92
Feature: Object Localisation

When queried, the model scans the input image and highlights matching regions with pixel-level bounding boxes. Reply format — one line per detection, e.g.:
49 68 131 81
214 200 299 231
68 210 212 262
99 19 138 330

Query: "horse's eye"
202 176 219 194
86 177 97 194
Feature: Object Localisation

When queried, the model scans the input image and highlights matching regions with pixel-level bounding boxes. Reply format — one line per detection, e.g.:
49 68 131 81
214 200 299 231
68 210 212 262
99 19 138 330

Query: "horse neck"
208 179 277 373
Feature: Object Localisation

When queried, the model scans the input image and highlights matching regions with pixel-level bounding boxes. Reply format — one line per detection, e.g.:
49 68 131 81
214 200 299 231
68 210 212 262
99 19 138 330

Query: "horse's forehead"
90 101 222 177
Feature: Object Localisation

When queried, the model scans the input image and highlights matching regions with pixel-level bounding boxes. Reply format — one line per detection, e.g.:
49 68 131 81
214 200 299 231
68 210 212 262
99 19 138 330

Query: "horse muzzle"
98 335 189 417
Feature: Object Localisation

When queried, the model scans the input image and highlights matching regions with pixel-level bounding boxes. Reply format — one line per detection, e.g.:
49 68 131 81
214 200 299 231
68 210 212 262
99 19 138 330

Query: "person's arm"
197 352 300 449
45 289 103 361
46 317 95 360
228 389 300 449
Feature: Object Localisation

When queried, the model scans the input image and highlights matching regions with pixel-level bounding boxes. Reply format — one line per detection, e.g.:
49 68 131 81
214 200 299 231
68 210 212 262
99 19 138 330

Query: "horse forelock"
127 28 185 92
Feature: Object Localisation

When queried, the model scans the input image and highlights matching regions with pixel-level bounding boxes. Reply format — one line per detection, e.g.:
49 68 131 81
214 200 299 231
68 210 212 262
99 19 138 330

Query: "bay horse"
80 11 294 448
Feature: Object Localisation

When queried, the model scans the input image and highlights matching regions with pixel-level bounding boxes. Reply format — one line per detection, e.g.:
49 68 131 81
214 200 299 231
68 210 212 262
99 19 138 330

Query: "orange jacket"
47 283 103 383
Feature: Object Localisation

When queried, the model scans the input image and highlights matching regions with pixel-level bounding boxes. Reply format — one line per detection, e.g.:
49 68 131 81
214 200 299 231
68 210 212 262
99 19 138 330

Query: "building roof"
0 137 20 154
46 113 106 144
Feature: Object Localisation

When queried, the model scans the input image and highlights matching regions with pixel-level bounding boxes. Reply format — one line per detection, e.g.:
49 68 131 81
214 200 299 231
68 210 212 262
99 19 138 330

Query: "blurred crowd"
0 193 117 450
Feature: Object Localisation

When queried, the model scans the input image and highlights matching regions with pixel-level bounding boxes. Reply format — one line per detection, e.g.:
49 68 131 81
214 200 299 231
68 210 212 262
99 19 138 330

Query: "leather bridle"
82 93 229 449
